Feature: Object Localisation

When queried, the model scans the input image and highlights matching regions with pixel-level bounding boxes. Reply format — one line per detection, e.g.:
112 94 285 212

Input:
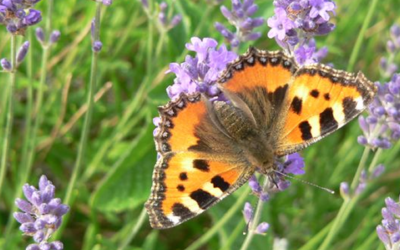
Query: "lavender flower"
141 0 148 9
267 0 336 64
243 202 269 235
92 41 103 53
1 58 11 71
14 175 69 250
358 74 400 149
0 0 43 34
102 0 112 6
166 37 237 100
17 41 30 64
380 24 400 79
340 164 385 199
377 195 400 249
35 27 61 47
157 2 181 31
35 27 45 44
215 0 264 48
49 30 61 44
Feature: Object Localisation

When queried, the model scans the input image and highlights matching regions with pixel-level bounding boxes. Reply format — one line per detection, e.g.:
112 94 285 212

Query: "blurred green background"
0 0 400 249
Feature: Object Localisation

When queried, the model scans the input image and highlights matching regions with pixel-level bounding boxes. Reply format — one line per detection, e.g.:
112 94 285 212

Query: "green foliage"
0 0 400 249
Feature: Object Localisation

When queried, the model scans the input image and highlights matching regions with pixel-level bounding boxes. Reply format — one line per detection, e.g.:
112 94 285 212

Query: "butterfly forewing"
276 65 376 155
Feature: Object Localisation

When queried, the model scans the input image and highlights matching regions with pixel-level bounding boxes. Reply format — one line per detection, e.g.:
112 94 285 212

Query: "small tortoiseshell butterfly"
145 48 377 229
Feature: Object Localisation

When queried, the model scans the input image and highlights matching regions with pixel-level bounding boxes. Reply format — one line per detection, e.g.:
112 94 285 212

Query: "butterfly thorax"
213 101 275 170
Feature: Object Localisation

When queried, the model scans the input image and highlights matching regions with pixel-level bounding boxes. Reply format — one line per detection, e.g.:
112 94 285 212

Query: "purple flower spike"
381 24 400 78
92 41 103 52
157 2 181 30
267 8 294 41
102 0 112 6
1 58 12 71
165 37 236 100
23 9 42 26
267 0 336 64
249 175 262 193
35 27 45 44
340 182 349 198
17 41 30 64
216 0 265 47
377 194 400 249
309 0 336 21
0 0 43 34
14 175 69 250
243 202 253 224
359 74 400 149
255 222 269 235
50 30 61 44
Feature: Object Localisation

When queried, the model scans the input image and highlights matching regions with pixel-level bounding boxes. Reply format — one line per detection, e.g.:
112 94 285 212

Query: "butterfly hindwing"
146 93 254 229
275 64 376 155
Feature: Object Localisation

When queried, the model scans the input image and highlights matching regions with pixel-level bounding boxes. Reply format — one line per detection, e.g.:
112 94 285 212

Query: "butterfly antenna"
272 169 335 194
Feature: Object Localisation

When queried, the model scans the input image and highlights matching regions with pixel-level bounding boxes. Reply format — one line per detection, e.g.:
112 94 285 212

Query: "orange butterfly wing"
276 64 376 155
145 94 254 229
218 48 376 156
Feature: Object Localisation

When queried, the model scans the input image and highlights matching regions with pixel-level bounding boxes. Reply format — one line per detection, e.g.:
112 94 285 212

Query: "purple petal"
255 222 269 234
15 198 33 213
243 202 253 223
14 212 35 224
377 225 391 245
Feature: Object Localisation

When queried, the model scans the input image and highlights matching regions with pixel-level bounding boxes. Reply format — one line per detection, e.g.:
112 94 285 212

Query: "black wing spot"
324 93 331 100
193 159 210 172
179 172 188 181
310 89 319 98
299 121 312 140
320 108 338 135
211 176 230 192
177 185 185 192
291 97 302 114
342 97 357 121
190 189 217 210
172 203 195 217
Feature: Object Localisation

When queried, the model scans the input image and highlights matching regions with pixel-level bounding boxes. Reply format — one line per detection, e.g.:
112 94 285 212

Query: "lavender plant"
377 196 400 250
317 23 398 250
380 25 400 79
14 175 69 250
0 0 42 34
267 0 336 64
0 0 42 205
215 0 265 49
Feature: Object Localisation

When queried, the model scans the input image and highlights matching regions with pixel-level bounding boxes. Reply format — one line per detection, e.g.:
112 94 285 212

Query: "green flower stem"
184 187 251 250
4 0 55 240
318 147 382 250
240 177 269 250
317 199 351 250
0 34 17 197
155 30 166 58
57 0 102 238
347 0 379 72
117 208 148 250
4 42 50 240
350 147 370 191
18 27 34 196
298 221 332 250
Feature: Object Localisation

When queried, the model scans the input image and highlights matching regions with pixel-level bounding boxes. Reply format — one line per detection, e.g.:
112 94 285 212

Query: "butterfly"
145 48 376 229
